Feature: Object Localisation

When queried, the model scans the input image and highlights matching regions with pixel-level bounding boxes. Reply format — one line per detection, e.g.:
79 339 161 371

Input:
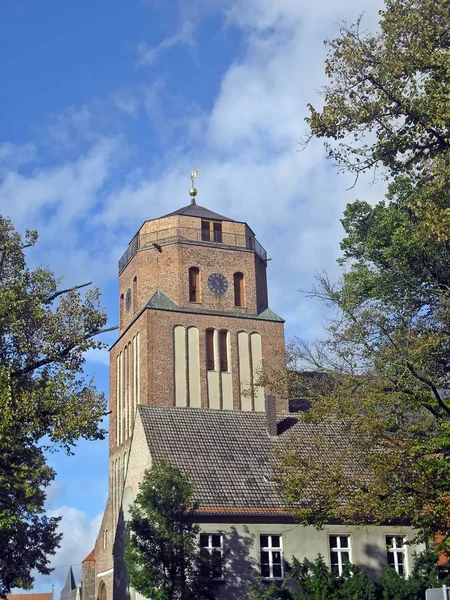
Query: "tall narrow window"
260 535 283 579
219 330 228 372
120 293 124 324
213 222 222 243
200 534 223 579
386 536 406 575
201 220 211 241
133 276 138 313
206 329 215 370
234 272 245 307
329 535 351 576
189 267 200 302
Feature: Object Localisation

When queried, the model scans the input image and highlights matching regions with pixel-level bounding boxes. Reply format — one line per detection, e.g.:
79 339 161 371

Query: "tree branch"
44 282 93 304
10 326 118 378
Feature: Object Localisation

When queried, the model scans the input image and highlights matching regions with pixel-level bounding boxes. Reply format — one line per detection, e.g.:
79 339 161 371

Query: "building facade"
88 198 286 600
84 195 423 600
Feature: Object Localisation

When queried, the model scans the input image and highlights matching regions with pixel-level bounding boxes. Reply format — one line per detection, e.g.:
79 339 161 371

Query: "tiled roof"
138 406 363 516
145 290 284 323
82 549 95 562
7 595 52 600
159 203 235 222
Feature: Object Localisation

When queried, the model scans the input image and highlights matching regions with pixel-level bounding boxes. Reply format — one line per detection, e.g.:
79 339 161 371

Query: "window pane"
340 536 349 548
200 534 209 547
330 536 338 548
386 536 394 548
330 551 339 565
273 564 282 578
260 535 269 548
272 551 281 564
271 535 280 547
398 564 404 576
261 564 270 578
260 551 269 564
331 564 340 577
211 535 221 548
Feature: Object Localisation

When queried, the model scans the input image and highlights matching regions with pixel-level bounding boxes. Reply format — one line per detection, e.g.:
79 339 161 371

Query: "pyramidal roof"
60 566 76 600
159 203 235 222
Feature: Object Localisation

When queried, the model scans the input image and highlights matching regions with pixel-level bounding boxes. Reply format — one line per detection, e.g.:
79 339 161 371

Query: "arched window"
219 330 229 372
98 581 107 600
120 293 124 323
133 276 137 313
206 329 215 370
234 272 245 307
189 267 200 302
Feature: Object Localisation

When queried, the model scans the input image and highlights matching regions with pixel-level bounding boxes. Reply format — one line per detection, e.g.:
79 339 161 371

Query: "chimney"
265 394 277 437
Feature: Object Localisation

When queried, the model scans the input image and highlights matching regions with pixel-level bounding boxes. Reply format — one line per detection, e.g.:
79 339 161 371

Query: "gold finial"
189 168 199 204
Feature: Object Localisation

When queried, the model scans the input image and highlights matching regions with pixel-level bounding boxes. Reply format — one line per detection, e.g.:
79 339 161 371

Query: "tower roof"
159 203 235 222
60 566 76 600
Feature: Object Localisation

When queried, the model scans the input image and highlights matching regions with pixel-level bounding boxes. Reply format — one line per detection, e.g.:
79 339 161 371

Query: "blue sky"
0 0 386 593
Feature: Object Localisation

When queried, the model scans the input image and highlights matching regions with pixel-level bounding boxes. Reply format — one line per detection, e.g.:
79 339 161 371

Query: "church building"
81 177 422 600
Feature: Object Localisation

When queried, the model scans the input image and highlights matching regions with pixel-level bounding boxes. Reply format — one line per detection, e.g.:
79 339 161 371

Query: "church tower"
91 179 286 600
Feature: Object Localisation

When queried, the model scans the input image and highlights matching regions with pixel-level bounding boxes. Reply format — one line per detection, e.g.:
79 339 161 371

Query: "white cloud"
13 507 102 595
137 20 194 67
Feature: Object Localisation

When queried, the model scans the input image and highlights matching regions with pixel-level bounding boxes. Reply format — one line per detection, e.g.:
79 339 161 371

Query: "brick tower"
89 187 286 600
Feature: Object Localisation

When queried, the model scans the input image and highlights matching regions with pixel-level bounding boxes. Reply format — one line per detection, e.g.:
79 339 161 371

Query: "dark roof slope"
159 203 235 222
137 406 362 516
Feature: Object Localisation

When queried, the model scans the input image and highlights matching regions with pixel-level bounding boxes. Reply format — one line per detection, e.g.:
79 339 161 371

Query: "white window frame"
386 535 407 575
260 534 284 580
199 533 224 579
329 534 352 576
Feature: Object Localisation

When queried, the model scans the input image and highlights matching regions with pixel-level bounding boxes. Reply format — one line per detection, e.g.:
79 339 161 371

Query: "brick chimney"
265 394 277 437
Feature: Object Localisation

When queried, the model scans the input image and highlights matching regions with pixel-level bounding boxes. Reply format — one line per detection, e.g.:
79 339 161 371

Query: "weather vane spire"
189 169 199 205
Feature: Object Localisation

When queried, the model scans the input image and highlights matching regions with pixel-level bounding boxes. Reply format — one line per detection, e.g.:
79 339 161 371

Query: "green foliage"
0 217 111 596
125 461 214 600
306 0 450 181
276 0 450 550
243 552 445 600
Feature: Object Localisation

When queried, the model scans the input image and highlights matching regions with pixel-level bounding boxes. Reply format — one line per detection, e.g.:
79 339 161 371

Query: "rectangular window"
260 535 283 579
213 221 223 243
201 220 222 243
201 220 211 241
234 272 244 307
206 329 215 370
189 267 200 302
329 535 351 576
386 536 406 575
200 533 223 579
219 330 228 372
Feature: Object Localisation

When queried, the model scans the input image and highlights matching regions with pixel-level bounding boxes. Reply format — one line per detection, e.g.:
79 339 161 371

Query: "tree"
0 216 113 596
125 461 215 600
276 176 450 548
274 0 450 551
305 0 450 237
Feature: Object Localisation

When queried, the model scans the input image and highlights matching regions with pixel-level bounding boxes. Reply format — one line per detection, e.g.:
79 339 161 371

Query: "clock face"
125 288 132 312
208 273 228 296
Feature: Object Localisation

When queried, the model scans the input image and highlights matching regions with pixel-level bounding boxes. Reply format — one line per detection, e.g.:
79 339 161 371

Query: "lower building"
101 398 422 600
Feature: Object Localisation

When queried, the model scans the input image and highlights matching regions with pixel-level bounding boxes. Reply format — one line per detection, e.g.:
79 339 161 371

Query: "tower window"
189 267 200 302
234 272 245 307
120 293 124 324
201 220 222 243
206 329 215 370
219 330 229 372
133 276 138 313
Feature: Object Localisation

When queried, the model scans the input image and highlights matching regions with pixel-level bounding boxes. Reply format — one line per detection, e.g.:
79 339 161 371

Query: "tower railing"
118 226 267 273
